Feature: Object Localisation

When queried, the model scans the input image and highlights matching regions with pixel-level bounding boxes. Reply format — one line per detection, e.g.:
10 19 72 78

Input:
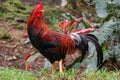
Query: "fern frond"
92 20 116 44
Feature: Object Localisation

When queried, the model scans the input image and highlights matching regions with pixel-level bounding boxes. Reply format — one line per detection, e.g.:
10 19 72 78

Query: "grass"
0 68 120 80
0 68 37 80
80 69 120 80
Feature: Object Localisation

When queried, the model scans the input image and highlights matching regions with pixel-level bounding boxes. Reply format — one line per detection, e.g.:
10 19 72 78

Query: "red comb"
38 2 43 10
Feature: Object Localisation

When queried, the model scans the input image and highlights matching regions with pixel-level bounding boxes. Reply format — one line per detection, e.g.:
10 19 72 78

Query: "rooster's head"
33 2 43 17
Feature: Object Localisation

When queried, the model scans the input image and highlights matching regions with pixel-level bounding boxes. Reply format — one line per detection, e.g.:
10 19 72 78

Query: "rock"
15 18 26 23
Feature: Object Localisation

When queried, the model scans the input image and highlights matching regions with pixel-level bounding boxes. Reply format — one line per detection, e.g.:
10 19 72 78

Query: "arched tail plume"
86 34 103 68
70 33 103 68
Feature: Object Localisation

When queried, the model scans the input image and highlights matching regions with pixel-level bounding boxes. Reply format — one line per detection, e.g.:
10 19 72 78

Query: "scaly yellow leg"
51 63 55 74
59 59 64 74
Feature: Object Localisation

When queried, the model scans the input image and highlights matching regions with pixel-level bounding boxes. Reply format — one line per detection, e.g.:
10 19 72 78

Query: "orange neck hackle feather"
27 13 49 33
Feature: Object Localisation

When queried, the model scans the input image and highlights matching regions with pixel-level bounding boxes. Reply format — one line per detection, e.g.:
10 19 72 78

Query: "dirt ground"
0 21 46 71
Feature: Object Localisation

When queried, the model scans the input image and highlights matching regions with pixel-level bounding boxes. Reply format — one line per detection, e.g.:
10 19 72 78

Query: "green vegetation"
81 69 120 80
0 68 37 80
0 0 33 20
0 68 120 80
0 0 34 30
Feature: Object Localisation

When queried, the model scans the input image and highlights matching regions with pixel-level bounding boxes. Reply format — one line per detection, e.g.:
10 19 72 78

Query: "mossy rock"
0 28 11 39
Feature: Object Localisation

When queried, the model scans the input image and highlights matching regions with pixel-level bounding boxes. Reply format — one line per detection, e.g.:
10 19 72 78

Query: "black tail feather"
76 35 89 62
86 34 103 67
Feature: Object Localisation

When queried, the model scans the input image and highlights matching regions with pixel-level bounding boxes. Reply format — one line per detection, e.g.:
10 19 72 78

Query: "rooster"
26 2 103 73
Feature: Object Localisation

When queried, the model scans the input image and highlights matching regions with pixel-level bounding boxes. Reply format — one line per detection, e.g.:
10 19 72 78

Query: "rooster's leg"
52 63 55 73
59 59 64 74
